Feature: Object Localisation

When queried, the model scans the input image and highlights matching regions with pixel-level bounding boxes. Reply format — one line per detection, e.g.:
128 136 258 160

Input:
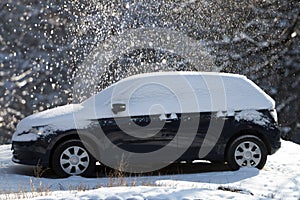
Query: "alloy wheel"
234 141 262 167
59 146 90 175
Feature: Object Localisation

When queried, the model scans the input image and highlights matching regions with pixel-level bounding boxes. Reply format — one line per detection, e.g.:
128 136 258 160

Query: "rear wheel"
52 139 96 178
227 135 267 170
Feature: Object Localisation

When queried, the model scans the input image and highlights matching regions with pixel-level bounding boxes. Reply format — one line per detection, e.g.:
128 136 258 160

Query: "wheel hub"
70 156 79 165
244 151 252 159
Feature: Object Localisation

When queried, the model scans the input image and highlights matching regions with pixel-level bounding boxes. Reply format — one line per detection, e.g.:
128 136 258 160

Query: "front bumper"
12 140 50 167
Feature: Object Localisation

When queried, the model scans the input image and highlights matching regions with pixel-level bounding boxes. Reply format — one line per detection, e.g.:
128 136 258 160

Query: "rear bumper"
267 125 281 155
12 141 50 167
269 138 281 155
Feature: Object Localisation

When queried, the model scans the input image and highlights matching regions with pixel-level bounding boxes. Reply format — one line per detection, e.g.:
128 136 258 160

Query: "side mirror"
112 103 126 114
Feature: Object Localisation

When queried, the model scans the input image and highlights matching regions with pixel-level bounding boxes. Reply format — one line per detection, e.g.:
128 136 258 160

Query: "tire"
226 135 267 170
52 139 96 178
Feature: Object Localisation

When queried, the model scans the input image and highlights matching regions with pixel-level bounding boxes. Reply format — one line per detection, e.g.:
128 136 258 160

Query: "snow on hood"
14 104 88 135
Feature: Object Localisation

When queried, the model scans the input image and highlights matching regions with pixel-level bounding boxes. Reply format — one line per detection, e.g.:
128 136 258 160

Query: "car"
12 72 281 177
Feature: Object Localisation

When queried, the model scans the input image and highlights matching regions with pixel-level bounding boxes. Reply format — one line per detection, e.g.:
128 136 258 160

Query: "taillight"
270 109 278 123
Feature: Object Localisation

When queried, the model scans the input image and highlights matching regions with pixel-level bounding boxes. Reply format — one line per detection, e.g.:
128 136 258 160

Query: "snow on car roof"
85 71 275 118
116 71 246 82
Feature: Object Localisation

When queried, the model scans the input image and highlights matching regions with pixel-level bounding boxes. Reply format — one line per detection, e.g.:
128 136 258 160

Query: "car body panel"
12 110 281 167
11 72 281 170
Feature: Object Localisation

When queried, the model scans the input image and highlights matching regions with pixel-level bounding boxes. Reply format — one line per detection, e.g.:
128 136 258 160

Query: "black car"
12 72 281 177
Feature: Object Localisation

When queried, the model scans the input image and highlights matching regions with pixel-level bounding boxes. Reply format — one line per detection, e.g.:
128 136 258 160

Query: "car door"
175 112 211 161
98 111 178 154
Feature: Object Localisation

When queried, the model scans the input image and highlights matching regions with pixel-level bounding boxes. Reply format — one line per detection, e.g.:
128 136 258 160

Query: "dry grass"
33 163 50 178
0 178 51 199
0 160 158 199
0 174 156 199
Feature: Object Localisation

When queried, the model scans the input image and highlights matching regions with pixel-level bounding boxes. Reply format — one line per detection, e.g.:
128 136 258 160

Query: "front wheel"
52 139 96 178
226 135 267 170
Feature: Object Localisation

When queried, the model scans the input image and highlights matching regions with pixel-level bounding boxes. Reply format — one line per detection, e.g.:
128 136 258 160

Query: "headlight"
12 126 48 142
29 126 46 136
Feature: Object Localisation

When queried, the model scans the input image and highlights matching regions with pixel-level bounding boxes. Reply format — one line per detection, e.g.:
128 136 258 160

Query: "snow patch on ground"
0 140 299 199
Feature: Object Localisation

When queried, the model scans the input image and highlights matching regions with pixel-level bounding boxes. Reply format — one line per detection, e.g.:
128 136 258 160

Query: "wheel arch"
48 130 100 168
224 129 272 161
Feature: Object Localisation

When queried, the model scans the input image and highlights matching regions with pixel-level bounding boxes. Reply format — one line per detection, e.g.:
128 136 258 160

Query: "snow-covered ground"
0 140 299 199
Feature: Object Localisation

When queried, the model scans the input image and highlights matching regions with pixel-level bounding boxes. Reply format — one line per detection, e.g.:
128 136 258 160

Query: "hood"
14 104 89 135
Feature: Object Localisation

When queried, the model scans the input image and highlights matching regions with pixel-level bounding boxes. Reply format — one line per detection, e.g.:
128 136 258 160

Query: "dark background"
0 0 299 144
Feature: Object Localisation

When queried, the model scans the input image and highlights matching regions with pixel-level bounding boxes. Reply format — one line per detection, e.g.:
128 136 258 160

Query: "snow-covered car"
12 72 281 177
